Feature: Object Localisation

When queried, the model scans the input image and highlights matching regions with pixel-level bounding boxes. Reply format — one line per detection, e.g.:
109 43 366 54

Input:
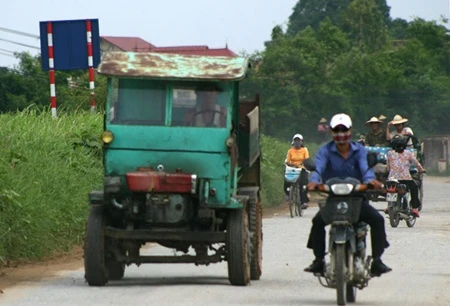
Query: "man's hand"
369 179 383 190
307 182 318 191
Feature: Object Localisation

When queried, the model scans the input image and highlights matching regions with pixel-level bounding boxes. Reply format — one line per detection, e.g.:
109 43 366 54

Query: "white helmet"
291 134 303 144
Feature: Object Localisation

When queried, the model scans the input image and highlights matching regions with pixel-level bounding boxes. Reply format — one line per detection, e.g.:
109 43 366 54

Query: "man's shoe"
411 208 420 218
370 259 392 277
302 203 309 209
304 259 324 274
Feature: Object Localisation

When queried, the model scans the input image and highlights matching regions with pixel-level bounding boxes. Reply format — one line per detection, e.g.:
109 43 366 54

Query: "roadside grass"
0 108 103 264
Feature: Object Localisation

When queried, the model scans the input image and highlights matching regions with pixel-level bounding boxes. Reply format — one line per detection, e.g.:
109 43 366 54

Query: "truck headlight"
101 131 114 144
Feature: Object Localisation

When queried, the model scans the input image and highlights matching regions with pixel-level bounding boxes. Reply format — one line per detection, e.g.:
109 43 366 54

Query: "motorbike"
385 178 417 228
303 154 378 305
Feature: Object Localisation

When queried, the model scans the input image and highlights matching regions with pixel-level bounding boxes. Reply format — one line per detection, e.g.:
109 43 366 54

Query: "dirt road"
1 176 450 305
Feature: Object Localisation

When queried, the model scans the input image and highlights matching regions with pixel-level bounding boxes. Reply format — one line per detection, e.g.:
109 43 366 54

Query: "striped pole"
47 21 57 117
86 20 96 112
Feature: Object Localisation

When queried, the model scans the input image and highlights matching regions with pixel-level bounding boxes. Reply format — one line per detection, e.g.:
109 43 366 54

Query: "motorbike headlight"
101 130 114 144
330 183 354 195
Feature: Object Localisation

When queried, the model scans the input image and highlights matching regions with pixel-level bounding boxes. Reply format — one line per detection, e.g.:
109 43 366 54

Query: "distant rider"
386 134 425 216
284 134 310 207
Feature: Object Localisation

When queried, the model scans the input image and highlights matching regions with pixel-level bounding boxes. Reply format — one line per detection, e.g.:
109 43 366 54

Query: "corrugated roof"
97 51 249 81
152 47 237 57
101 36 155 51
153 46 209 51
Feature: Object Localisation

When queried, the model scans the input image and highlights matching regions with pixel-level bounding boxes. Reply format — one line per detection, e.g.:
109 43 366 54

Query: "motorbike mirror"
367 152 378 168
303 158 316 172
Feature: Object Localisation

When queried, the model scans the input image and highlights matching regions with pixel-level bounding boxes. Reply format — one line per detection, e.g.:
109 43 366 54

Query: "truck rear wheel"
107 260 125 280
227 208 250 286
84 206 108 286
249 197 262 280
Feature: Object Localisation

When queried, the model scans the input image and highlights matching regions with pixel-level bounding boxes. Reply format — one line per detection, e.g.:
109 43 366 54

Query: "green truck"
84 51 262 286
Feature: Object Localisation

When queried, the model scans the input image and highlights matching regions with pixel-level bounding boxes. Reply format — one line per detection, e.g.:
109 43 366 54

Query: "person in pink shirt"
386 135 425 217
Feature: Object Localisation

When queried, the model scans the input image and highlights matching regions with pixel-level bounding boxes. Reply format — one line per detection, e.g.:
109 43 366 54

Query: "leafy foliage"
242 2 450 141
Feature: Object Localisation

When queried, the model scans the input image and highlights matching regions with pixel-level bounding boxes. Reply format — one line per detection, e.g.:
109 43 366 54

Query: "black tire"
107 260 125 280
227 209 251 286
335 244 347 305
296 201 303 217
84 206 108 286
406 195 417 228
289 187 295 218
388 205 400 228
346 284 357 303
406 217 416 228
249 197 263 280
418 180 424 211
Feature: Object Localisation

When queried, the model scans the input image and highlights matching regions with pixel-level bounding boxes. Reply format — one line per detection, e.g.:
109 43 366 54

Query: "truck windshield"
109 79 229 128
110 79 166 126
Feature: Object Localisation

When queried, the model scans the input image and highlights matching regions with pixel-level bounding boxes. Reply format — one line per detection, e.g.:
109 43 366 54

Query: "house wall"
423 136 450 170
100 39 123 59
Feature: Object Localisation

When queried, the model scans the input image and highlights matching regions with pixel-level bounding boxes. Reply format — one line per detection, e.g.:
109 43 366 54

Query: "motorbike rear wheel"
335 244 347 305
406 217 416 228
388 205 400 228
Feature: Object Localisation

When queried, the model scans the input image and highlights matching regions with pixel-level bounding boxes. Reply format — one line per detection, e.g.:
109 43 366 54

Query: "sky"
0 0 449 68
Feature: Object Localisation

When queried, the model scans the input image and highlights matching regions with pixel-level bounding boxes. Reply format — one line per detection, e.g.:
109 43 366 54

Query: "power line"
0 26 40 39
0 37 40 50
0 51 15 58
0 48 16 54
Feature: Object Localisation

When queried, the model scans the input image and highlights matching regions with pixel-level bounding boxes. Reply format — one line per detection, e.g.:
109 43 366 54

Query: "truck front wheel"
84 206 108 286
226 208 251 286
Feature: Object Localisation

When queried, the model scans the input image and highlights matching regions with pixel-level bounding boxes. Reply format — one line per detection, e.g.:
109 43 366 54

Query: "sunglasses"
332 127 350 133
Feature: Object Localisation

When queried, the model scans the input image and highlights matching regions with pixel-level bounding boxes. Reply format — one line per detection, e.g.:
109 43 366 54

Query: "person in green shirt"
364 116 389 147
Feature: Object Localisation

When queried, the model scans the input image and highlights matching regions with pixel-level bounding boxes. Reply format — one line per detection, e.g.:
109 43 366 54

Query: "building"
100 36 237 57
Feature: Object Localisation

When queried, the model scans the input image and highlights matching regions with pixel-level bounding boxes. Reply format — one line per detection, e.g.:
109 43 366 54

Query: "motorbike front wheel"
346 284 357 303
335 244 348 305
289 185 298 218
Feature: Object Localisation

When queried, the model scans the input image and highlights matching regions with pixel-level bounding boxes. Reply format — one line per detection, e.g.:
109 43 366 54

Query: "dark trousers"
399 180 420 209
307 200 389 260
284 169 309 203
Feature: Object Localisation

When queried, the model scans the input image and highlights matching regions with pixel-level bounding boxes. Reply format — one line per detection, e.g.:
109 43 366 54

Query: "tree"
287 0 352 35
341 0 388 51
0 52 107 113
389 18 409 39
286 0 390 36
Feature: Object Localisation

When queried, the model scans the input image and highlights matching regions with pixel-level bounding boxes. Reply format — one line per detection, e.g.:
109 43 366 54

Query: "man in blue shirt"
304 113 392 277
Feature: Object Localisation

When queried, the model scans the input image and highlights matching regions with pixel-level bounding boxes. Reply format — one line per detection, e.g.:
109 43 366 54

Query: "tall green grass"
0 108 103 263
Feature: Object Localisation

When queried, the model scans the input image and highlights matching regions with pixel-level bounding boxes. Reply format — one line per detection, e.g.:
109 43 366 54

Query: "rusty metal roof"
97 51 249 80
